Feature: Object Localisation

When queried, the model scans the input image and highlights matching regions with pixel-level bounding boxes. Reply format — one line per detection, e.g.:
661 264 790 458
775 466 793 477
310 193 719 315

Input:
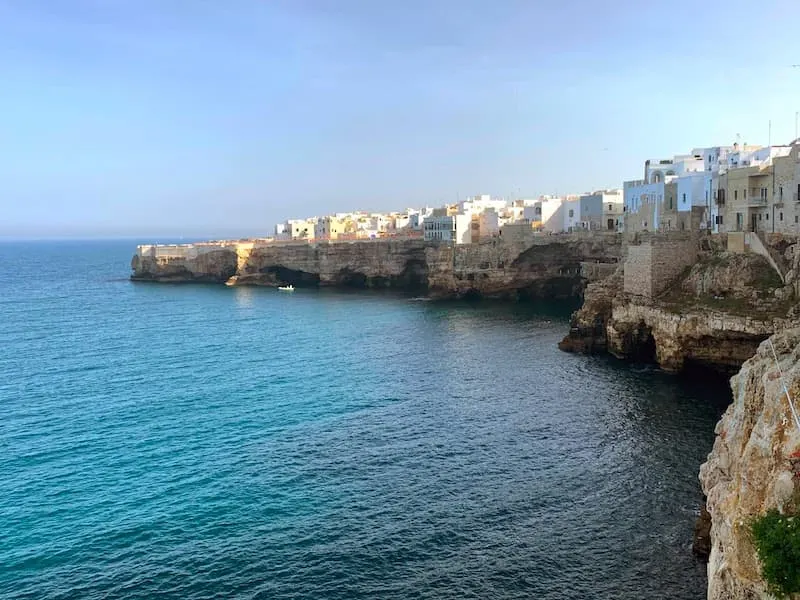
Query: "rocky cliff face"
237 240 430 289
700 329 800 599
426 235 623 300
131 235 623 300
557 267 622 354
560 249 796 373
131 250 238 283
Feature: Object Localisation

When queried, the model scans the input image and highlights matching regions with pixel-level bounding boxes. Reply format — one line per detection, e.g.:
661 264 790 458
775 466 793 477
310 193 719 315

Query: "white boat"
278 285 295 292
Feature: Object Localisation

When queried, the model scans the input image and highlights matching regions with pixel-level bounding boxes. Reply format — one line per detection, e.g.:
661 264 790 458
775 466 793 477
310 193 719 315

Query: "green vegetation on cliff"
751 509 800 598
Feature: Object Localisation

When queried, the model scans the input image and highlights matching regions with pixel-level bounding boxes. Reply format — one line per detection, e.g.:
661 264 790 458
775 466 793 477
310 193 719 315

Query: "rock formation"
560 236 798 374
131 235 623 300
130 248 237 283
700 329 800 599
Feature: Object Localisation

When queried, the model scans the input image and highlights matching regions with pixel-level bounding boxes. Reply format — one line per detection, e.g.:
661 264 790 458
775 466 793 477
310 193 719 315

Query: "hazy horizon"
3 0 800 238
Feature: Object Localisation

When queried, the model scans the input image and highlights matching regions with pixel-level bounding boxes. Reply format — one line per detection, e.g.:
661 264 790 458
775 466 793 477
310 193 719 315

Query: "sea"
0 240 732 600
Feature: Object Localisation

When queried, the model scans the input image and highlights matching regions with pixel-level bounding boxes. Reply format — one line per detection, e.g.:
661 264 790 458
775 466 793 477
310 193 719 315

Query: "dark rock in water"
692 501 712 561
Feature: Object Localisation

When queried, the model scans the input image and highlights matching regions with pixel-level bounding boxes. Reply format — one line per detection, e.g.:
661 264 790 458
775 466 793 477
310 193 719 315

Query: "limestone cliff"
560 247 796 373
131 249 237 283
131 235 623 300
557 267 622 354
426 235 623 300
236 239 430 289
700 329 800 599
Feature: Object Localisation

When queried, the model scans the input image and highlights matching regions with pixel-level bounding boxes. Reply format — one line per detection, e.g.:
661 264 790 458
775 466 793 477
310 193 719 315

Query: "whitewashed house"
423 214 472 244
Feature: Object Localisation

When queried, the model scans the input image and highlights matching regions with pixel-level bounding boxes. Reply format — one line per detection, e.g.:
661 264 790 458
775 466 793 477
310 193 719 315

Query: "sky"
2 0 800 238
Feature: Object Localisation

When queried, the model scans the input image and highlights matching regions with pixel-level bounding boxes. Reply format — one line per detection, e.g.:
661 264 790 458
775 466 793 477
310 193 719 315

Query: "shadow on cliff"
331 260 428 291
261 266 321 287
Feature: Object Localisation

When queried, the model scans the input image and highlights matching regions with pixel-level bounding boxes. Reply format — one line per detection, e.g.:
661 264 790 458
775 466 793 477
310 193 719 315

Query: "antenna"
769 119 772 146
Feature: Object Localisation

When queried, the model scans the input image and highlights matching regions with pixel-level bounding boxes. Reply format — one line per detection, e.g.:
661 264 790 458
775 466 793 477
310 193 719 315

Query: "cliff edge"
560 234 798 373
131 235 623 300
700 329 800 599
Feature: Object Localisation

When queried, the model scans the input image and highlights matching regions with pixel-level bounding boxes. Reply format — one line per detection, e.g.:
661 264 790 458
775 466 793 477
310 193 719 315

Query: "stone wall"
623 234 698 298
581 261 618 282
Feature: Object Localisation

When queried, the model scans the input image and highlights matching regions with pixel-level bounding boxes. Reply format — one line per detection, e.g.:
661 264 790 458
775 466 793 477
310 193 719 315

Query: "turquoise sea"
0 240 730 599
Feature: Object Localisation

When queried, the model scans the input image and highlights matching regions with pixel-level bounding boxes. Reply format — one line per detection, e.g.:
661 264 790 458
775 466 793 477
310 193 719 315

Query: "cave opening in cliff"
394 260 428 291
335 268 369 288
264 266 320 287
630 321 657 364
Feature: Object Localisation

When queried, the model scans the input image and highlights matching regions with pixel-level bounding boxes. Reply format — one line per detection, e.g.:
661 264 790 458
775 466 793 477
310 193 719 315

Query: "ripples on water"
0 241 731 599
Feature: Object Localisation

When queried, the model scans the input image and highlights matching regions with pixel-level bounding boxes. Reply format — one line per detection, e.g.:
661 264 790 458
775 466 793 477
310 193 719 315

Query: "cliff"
700 329 800 599
236 239 429 289
425 235 623 300
560 235 799 374
130 247 237 283
131 235 623 300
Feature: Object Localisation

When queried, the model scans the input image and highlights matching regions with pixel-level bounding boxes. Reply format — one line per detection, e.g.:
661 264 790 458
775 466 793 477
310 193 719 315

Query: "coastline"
130 231 800 599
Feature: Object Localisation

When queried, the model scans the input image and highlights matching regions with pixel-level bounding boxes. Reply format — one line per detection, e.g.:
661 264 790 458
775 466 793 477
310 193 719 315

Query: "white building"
281 219 315 240
423 214 472 244
408 207 433 230
562 196 582 231
458 194 508 216
577 189 623 231
274 223 290 241
539 196 566 233
394 214 411 230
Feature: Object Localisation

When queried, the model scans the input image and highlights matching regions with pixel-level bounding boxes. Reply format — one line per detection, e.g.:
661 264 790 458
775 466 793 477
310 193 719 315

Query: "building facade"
423 214 472 244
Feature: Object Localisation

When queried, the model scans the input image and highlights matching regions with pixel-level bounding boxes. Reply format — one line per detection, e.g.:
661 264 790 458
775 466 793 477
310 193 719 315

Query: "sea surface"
0 240 731 600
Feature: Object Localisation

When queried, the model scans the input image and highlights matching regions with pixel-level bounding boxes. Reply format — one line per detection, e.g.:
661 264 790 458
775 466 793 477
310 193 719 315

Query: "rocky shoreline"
559 236 799 375
131 234 623 301
558 232 800 599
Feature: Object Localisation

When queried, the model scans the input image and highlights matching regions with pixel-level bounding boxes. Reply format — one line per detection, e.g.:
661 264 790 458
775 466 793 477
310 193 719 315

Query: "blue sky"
2 0 800 238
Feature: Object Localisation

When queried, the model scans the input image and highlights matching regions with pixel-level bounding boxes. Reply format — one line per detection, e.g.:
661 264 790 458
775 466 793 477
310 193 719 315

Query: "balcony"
747 190 768 205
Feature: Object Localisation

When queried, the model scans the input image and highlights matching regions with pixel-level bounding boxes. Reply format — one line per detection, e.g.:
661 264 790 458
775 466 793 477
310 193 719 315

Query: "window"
759 214 762 221
796 215 799 224
569 209 574 218
669 197 673 210
766 213 769 221
744 189 747 199
682 193 686 204
608 204 612 211
735 190 738 200
781 212 784 221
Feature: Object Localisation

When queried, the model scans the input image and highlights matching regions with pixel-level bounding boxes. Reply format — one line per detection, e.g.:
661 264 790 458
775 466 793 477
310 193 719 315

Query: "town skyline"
3 1 800 238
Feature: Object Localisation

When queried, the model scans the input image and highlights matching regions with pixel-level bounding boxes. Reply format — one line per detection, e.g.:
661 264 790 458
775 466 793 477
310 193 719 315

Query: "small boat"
278 285 295 292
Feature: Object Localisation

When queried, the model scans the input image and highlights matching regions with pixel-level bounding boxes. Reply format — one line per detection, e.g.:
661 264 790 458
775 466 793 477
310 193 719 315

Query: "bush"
751 509 800 598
